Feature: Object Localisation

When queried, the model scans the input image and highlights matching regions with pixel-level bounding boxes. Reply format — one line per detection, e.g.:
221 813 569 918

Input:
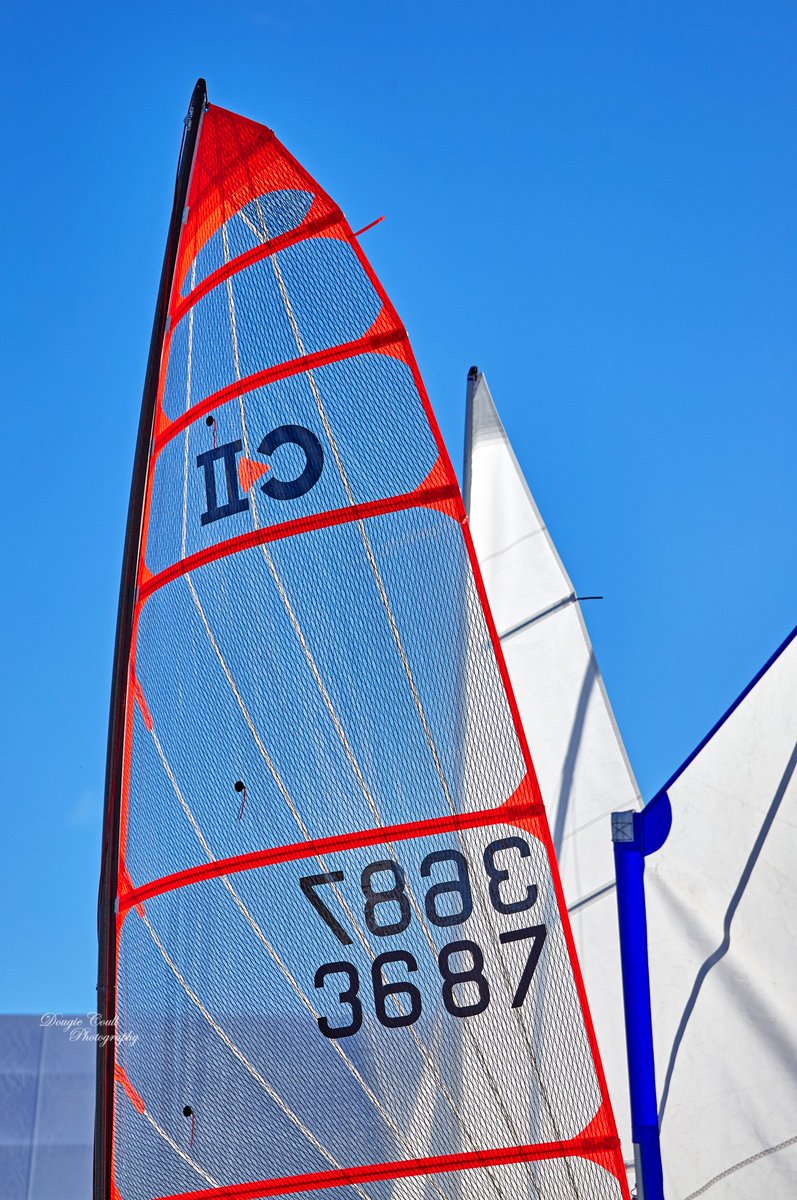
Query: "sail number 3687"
299 838 547 1039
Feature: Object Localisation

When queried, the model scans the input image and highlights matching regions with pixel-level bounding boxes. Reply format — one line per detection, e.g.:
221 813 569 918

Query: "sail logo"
196 424 324 526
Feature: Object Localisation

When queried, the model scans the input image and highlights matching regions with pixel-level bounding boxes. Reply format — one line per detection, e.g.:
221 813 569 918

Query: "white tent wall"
464 370 642 1183
646 627 797 1199
0 1015 95 1199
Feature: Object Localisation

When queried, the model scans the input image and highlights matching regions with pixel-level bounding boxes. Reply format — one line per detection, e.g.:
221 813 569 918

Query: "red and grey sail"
96 81 629 1200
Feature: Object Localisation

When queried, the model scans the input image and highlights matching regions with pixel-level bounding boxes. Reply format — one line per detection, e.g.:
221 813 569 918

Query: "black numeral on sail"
483 837 538 914
499 925 547 1007
361 860 411 937
420 849 473 926
438 940 490 1018
314 962 362 1038
299 873 352 945
371 951 422 1028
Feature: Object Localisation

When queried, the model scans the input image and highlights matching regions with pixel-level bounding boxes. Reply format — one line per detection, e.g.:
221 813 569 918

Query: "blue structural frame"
613 619 797 1200
613 796 671 1200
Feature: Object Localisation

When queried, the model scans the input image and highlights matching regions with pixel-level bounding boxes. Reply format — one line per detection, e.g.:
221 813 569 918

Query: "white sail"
464 369 642 1179
647 627 797 1199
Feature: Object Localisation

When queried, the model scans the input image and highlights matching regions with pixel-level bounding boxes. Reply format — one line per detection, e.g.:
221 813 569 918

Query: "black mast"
94 77 207 1200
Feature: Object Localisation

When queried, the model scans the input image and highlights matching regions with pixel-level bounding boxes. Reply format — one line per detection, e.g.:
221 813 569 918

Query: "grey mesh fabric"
0 1015 95 1199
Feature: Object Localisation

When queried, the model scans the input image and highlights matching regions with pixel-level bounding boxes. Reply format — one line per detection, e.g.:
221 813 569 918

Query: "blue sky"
1 0 794 1011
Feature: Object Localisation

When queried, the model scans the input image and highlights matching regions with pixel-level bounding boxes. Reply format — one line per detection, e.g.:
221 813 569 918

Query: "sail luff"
95 79 208 1200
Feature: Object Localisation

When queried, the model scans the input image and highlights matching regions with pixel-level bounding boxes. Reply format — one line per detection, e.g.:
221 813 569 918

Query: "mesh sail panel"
105 100 628 1200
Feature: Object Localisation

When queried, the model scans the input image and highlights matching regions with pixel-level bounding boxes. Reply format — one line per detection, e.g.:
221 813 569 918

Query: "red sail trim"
114 1065 146 1116
138 484 461 601
170 210 345 329
131 675 154 731
155 1135 622 1200
120 799 544 913
172 106 343 307
116 667 139 889
174 108 288 300
152 327 406 455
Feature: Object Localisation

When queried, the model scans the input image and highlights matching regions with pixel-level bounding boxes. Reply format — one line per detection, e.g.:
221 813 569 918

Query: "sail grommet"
234 779 247 820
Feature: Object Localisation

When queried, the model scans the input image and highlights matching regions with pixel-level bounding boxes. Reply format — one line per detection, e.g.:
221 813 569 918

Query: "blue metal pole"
612 795 671 1200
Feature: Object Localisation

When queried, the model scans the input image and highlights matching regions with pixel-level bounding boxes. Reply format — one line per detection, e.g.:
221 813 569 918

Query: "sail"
464 371 642 1182
96 82 629 1200
645 625 797 1198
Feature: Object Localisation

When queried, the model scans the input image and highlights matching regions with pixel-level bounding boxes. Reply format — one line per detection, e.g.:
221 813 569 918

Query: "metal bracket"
612 810 636 843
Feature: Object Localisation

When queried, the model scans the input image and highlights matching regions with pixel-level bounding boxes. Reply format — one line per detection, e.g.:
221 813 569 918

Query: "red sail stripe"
120 800 543 912
137 484 462 601
155 1136 621 1200
170 210 344 328
153 326 406 455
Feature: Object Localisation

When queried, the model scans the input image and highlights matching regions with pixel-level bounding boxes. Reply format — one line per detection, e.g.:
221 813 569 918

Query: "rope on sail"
122 1095 220 1190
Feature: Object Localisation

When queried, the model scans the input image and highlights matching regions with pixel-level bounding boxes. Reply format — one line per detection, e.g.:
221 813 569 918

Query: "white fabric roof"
0 1014 95 1199
647 628 797 1198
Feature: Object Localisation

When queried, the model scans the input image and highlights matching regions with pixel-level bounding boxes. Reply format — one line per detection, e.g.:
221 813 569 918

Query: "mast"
94 78 207 1200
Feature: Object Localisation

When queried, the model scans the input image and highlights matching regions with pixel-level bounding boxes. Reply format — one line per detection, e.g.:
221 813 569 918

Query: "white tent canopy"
0 1014 95 1199
647 626 797 1199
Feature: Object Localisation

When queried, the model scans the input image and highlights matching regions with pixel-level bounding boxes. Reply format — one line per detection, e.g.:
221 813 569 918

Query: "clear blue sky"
1 0 794 1012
